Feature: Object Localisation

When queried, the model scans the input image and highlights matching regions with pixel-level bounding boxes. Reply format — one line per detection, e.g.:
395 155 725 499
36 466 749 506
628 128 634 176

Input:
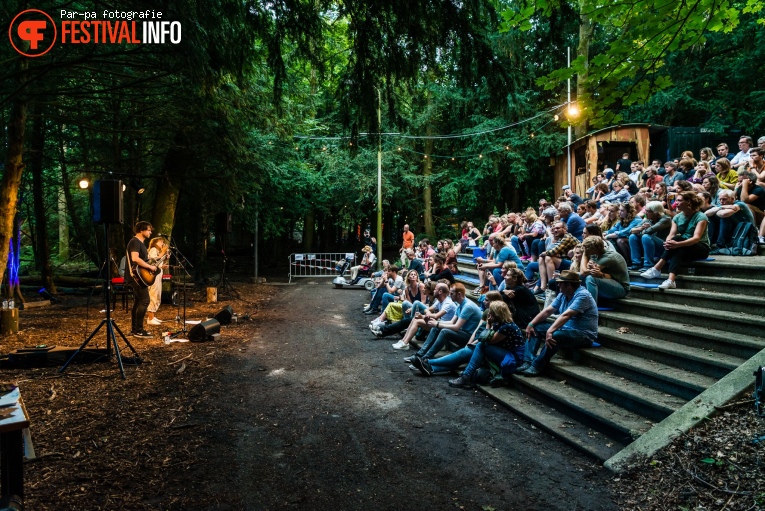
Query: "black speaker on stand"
61 179 141 379
213 305 234 325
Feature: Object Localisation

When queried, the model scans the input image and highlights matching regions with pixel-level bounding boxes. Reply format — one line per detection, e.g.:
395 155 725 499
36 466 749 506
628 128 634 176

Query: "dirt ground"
4 275 619 510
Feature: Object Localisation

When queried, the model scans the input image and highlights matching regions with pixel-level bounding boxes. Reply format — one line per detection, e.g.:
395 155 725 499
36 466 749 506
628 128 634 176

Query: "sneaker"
658 279 676 290
640 267 661 279
364 309 379 315
369 324 381 336
533 287 545 295
409 364 418 371
391 340 410 350
448 375 472 388
628 264 642 271
132 330 153 338
489 376 506 388
403 355 417 364
759 236 765 244
516 362 531 373
413 357 432 377
147 317 162 326
519 365 540 376
370 319 384 328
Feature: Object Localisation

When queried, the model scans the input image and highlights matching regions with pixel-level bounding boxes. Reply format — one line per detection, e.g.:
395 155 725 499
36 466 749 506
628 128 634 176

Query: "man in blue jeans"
517 270 598 376
579 235 630 304
405 282 482 364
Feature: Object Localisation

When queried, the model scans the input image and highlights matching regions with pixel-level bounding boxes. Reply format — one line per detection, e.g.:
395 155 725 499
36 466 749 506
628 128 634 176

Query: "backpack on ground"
717 222 758 256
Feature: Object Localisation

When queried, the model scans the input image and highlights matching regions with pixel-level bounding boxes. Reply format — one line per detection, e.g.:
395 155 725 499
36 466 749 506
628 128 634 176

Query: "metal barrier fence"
288 252 356 283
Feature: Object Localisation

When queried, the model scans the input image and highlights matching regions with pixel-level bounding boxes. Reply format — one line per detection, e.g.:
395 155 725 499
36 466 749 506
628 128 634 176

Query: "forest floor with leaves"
1 268 763 510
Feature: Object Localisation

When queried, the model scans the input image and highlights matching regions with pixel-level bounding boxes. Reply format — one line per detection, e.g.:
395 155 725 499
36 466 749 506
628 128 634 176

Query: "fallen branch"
167 354 193 366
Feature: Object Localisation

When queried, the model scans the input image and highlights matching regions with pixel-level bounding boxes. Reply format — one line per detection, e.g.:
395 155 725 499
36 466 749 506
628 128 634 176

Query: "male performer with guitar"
126 221 157 338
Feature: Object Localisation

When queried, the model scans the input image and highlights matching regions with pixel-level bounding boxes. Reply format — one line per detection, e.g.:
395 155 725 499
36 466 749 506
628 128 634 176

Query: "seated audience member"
699 147 715 166
734 170 765 217
558 202 585 241
600 179 631 204
518 210 547 260
715 158 738 190
675 180 694 193
350 245 376 281
518 270 598 376
563 185 584 206
535 221 578 295
499 267 539 329
405 283 482 363
446 301 526 388
630 193 646 219
707 189 756 252
583 200 604 225
404 249 425 278
663 161 685 190
751 148 765 184
371 259 390 279
619 172 640 195
702 176 721 206
586 174 602 199
371 281 437 336
387 283 456 350
759 136 765 150
413 292 503 377
677 159 696 183
688 161 715 186
651 182 670 211
592 183 610 204
579 236 630 303
640 191 710 289
628 162 643 184
479 235 524 289
730 135 753 168
599 203 620 233
465 221 482 247
628 201 672 270
604 202 642 262
425 253 455 284
369 270 422 330
364 266 404 314
642 165 663 192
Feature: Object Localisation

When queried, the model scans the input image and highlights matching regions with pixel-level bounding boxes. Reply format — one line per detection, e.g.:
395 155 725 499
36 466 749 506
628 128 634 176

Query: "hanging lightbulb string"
292 103 569 142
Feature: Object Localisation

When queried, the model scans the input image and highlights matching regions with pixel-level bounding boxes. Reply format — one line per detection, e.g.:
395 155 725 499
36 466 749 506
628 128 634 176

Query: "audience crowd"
355 136 765 388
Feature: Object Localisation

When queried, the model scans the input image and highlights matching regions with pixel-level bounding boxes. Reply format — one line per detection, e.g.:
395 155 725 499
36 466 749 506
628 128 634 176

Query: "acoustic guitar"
132 253 169 288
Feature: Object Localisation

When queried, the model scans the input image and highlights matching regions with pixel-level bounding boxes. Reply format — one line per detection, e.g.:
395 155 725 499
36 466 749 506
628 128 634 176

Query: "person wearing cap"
603 169 615 189
517 270 598 376
350 246 376 281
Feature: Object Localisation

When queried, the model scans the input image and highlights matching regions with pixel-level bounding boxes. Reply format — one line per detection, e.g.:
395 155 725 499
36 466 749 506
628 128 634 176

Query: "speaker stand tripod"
60 225 141 379
170 238 194 339
217 234 240 299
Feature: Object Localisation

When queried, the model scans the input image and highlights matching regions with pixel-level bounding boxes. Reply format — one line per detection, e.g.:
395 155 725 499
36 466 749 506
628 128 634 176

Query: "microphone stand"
168 236 193 339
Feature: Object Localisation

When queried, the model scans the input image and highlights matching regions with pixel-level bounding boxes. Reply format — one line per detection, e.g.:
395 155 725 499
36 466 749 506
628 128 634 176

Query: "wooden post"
1 308 19 335
206 287 217 303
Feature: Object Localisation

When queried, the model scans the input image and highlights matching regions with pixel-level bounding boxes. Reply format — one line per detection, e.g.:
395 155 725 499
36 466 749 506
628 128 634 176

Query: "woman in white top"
147 237 168 326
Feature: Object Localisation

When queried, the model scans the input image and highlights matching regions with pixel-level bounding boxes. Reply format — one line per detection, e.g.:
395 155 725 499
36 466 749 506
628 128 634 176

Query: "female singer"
146 237 169 326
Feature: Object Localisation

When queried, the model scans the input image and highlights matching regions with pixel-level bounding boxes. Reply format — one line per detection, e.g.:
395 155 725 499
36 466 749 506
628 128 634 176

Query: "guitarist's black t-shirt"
125 237 148 283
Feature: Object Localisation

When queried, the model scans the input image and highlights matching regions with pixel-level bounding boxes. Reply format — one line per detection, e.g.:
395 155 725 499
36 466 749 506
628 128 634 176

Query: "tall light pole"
567 47 572 189
376 87 383 266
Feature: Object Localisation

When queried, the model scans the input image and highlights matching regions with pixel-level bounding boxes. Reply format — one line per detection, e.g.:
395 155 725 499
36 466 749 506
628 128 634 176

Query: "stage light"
79 179 90 189
131 180 145 195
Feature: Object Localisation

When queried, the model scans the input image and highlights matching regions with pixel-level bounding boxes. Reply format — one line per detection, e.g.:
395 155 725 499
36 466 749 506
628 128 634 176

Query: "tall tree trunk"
575 2 594 138
302 209 315 252
151 140 188 238
423 127 435 238
58 182 69 260
0 61 28 291
30 103 56 293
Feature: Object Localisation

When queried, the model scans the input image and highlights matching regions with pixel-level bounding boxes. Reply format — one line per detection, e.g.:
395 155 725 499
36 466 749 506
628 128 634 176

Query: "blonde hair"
525 209 538 223
148 237 165 251
488 301 513 324
599 204 620 231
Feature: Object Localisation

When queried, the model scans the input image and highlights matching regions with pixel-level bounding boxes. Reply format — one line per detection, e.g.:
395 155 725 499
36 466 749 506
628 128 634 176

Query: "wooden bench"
0 386 31 508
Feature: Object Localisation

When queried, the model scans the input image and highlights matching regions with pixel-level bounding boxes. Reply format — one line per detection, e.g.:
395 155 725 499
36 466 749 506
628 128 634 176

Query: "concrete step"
479 385 626 462
628 286 765 315
614 297 765 337
680 258 765 280
578 346 717 401
598 311 763 359
591 327 735 382
674 274 765 297
546 360 687 422
454 273 480 287
509 372 653 443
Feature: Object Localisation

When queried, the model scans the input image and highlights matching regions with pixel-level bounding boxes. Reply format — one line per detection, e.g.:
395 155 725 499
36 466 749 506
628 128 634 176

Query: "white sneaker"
658 279 676 290
640 267 661 279
369 324 381 335
370 319 384 328
147 317 162 326
391 340 410 350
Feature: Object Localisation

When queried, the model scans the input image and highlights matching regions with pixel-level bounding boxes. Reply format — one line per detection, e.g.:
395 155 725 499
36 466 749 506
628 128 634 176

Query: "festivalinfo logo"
9 8 182 57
